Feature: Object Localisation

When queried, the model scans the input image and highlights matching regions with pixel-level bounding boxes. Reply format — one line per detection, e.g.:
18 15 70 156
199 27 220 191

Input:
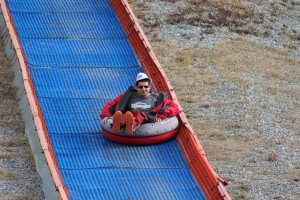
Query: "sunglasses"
137 85 149 89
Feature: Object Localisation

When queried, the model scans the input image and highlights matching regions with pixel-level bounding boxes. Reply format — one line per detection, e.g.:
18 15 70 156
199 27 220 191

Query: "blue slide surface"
6 0 205 199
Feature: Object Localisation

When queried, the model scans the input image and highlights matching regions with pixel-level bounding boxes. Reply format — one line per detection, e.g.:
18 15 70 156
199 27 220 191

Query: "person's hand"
102 117 111 124
156 117 162 122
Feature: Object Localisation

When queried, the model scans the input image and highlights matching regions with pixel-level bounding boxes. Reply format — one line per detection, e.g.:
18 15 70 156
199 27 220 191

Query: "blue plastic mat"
11 12 125 39
21 38 139 68
6 0 205 199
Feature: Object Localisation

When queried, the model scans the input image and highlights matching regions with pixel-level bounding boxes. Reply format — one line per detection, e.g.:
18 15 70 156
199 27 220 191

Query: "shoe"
124 111 134 135
112 111 122 134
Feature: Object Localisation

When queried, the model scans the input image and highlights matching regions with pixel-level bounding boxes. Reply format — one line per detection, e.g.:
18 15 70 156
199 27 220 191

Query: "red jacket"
100 86 179 121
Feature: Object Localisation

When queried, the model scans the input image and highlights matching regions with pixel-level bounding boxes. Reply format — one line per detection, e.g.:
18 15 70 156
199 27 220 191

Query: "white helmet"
135 72 151 86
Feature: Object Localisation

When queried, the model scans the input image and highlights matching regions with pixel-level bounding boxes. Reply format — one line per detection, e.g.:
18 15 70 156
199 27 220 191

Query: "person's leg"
124 112 134 135
124 110 147 135
112 111 123 134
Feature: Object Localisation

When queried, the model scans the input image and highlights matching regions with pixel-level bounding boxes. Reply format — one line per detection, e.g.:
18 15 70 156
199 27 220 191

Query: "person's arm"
100 94 123 120
154 99 179 120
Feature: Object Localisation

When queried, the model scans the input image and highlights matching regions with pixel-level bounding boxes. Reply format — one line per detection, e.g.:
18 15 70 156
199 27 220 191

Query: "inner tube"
101 117 179 145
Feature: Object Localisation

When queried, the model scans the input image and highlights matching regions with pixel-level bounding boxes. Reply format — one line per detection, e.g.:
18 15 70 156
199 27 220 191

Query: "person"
101 72 179 135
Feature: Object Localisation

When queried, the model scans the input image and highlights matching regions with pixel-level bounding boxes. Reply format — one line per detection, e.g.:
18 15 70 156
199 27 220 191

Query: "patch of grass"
165 0 265 36
199 101 212 108
264 69 295 83
0 137 28 147
153 38 299 156
280 169 300 181
266 153 278 162
0 57 25 133
0 153 12 159
285 114 299 124
228 183 251 199
202 74 219 85
179 92 198 103
0 137 32 161
0 169 21 181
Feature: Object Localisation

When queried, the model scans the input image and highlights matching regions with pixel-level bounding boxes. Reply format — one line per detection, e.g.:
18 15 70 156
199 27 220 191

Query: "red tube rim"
102 129 179 145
